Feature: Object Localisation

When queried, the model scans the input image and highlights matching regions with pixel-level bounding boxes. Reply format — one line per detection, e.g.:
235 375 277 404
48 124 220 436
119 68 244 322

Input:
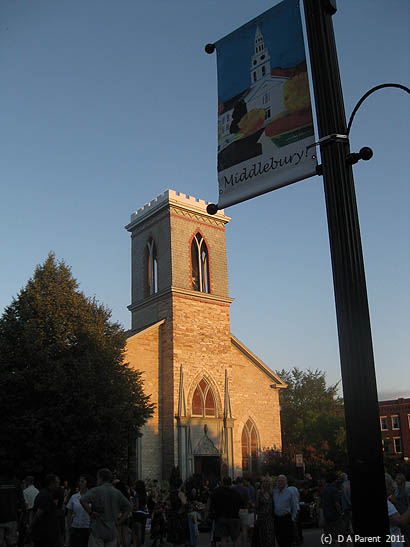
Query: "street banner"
214 0 317 209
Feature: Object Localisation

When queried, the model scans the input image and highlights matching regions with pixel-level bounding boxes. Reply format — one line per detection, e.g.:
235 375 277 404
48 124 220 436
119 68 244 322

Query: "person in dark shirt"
233 477 250 547
210 476 242 547
321 472 345 539
0 461 25 547
30 474 61 547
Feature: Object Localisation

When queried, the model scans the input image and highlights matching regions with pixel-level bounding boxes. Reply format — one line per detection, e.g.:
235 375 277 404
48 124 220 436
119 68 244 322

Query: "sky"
1 0 409 402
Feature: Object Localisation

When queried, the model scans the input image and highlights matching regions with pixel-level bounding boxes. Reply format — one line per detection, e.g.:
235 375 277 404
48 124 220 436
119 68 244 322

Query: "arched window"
191 378 216 417
145 238 158 296
242 419 259 473
191 233 210 293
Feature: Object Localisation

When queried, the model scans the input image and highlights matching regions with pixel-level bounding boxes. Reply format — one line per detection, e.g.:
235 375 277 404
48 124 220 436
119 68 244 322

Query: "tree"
0 253 154 479
275 367 347 474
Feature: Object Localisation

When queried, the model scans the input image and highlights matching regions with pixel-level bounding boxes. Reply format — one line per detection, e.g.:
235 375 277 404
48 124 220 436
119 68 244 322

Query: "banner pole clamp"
307 133 349 150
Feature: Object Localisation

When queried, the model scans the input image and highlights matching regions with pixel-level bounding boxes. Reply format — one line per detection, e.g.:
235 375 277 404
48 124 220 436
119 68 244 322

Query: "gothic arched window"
241 419 259 473
145 238 158 296
191 378 216 417
191 233 210 293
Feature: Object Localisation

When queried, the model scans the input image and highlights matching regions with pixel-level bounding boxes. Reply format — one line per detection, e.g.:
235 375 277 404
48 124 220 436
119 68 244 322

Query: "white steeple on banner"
212 0 317 209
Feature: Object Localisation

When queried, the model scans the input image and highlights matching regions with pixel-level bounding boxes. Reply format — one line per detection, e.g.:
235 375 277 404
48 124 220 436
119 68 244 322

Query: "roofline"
230 334 287 388
126 319 166 339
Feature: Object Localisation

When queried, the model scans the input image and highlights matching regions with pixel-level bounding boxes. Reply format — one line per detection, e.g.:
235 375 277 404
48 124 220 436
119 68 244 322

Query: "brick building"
124 190 286 482
379 398 410 459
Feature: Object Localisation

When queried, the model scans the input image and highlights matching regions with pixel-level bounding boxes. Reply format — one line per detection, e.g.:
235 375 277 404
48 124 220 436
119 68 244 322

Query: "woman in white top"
66 475 92 547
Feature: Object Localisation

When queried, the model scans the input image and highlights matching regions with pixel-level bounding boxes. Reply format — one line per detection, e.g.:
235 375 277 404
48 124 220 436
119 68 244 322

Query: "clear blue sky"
1 0 409 401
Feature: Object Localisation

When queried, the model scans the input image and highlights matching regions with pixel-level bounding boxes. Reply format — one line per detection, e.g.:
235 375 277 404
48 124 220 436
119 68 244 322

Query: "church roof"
125 319 165 339
231 334 287 388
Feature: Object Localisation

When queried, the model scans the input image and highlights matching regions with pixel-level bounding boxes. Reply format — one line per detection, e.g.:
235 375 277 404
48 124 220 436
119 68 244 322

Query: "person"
255 478 275 547
54 476 66 547
233 477 250 547
200 481 210 506
0 461 25 547
391 473 410 546
20 476 38 547
210 476 242 547
166 480 190 547
150 502 166 547
114 478 131 547
386 474 410 547
30 474 61 547
287 476 302 546
273 475 297 547
340 473 352 534
131 480 148 547
23 476 39 526
321 472 345 543
187 502 200 547
244 478 256 505
247 502 255 546
80 468 131 547
66 475 91 547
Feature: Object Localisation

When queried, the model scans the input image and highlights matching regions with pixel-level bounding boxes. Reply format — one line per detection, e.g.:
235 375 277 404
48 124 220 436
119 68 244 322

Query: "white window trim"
391 415 400 430
380 416 388 431
393 437 402 453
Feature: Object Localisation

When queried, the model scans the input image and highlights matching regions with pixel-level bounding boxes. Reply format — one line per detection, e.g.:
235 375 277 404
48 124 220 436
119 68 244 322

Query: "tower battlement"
126 189 228 230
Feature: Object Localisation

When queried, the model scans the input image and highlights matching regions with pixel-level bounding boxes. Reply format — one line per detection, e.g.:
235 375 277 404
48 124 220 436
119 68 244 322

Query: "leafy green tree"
275 367 347 473
0 253 153 479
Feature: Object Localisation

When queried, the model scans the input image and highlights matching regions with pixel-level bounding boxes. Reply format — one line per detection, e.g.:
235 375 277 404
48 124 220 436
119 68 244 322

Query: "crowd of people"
1 459 409 547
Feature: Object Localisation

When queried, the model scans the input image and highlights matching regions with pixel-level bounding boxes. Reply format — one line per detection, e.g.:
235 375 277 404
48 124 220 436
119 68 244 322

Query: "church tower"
125 190 234 481
125 190 285 483
250 25 271 86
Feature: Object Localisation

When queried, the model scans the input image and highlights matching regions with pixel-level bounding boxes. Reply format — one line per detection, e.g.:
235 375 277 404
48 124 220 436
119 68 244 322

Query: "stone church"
124 189 286 482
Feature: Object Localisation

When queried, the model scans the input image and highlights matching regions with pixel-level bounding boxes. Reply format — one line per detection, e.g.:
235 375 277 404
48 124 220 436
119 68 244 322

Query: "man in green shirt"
80 468 131 547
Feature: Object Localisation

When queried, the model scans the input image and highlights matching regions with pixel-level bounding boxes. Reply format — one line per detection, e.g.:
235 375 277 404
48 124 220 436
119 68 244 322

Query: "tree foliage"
275 367 347 473
0 253 153 479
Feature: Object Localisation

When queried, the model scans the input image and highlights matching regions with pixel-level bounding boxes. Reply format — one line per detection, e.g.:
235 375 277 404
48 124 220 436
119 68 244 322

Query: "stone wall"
230 341 283 475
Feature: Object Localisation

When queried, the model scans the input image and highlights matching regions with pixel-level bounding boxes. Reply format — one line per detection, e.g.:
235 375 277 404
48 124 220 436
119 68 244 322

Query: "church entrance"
194 455 220 486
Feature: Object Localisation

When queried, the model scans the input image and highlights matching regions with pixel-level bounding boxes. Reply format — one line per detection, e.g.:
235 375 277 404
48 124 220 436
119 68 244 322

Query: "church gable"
230 335 284 460
125 319 165 403
230 334 287 387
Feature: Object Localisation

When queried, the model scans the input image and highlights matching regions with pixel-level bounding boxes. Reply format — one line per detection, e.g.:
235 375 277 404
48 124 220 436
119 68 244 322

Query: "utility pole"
303 0 389 539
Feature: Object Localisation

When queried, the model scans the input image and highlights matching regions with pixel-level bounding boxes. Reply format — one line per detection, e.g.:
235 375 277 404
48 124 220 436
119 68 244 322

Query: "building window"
242 419 259 473
191 378 216 417
265 108 271 120
253 71 257 82
380 416 388 431
393 437 402 453
262 66 266 76
262 92 270 105
145 238 158 296
191 233 210 293
392 415 400 430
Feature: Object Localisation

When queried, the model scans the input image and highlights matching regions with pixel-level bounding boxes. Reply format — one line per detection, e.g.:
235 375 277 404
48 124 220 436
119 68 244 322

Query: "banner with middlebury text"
215 0 317 209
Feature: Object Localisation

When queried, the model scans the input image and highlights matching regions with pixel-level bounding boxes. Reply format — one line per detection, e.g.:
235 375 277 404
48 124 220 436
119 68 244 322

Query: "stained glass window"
242 419 259 473
191 378 216 417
